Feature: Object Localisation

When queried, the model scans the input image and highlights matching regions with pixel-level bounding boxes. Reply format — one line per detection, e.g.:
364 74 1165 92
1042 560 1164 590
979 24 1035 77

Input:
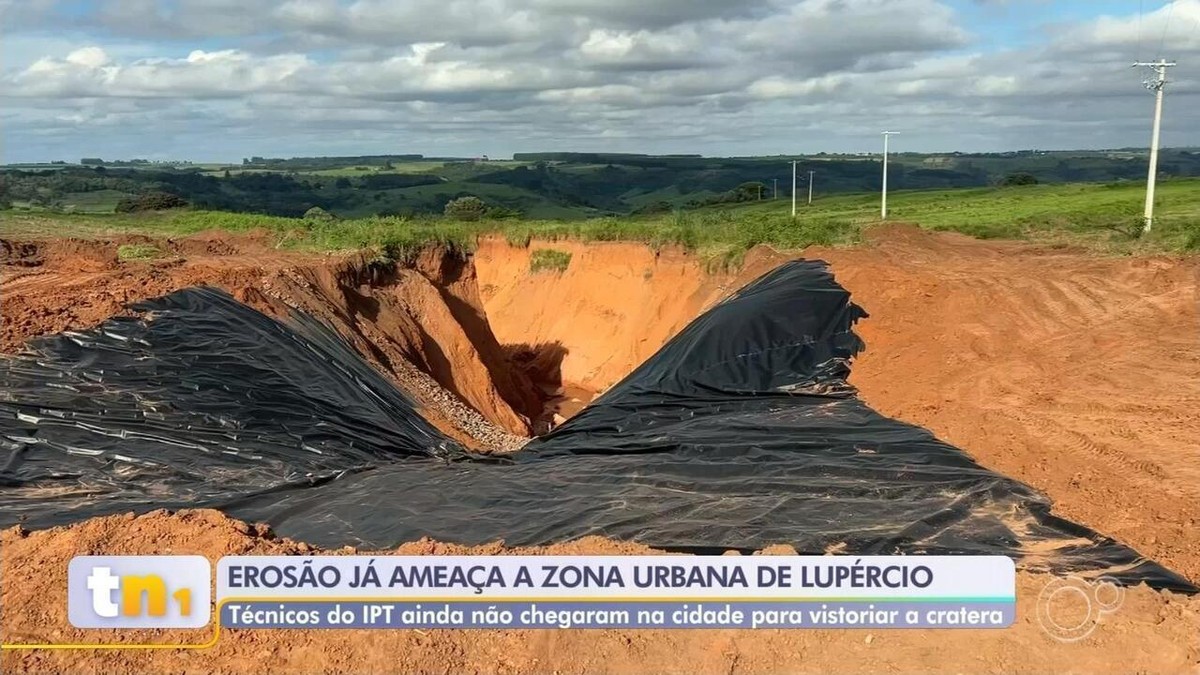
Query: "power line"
1137 0 1145 61
1157 0 1177 59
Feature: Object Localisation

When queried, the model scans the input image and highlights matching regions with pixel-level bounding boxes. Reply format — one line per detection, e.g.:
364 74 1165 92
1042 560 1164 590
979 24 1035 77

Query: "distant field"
10 150 1199 221
60 189 131 213
195 160 530 178
2 180 1197 260
304 163 449 176
722 178 1200 250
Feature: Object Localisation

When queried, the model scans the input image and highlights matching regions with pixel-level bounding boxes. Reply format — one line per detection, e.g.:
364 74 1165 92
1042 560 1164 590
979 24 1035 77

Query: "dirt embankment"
0 234 539 449
5 228 1199 578
817 228 1200 584
3 510 1199 674
474 239 788 418
474 238 779 392
3 226 1200 672
5 228 1200 578
474 228 1200 585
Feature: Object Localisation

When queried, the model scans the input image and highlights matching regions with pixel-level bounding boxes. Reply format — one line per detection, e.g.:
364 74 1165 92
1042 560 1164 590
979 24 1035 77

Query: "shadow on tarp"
0 261 1193 593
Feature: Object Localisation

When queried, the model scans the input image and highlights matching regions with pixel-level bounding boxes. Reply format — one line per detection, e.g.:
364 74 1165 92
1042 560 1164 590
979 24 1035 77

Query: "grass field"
61 189 132 213
195 160 531 178
3 180 1197 262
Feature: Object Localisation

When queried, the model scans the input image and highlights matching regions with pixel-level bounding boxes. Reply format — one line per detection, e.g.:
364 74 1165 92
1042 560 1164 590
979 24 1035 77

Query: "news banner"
67 555 1015 631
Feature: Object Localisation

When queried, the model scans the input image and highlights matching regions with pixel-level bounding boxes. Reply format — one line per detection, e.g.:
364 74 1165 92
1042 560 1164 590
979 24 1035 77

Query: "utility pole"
791 161 797 217
881 131 897 220
773 178 778 199
808 170 814 205
1133 59 1176 233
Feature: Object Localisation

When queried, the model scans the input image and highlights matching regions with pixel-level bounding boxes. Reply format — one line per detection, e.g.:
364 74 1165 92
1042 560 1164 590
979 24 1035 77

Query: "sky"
1 0 1199 162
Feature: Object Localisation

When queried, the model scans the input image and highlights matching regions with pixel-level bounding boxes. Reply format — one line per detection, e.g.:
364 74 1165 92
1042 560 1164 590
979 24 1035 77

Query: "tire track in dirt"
815 226 1200 581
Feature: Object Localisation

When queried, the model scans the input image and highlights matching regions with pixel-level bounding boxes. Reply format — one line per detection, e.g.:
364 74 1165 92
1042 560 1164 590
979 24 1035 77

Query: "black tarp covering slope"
0 261 1193 592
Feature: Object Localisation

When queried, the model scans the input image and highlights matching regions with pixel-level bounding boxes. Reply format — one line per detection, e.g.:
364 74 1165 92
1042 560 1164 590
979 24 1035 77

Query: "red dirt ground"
3 510 1199 674
0 233 539 448
476 227 1200 583
1 226 1199 672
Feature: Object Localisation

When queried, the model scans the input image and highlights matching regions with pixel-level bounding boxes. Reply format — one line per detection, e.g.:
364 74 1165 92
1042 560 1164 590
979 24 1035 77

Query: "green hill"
4 179 1197 257
6 150 1200 221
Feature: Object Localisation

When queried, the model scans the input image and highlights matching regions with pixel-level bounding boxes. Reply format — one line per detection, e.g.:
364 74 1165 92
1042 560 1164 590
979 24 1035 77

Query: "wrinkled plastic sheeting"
0 263 1194 593
0 288 470 526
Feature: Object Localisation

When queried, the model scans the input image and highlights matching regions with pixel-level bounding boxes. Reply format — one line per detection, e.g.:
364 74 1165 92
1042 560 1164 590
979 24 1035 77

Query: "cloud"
2 0 1199 161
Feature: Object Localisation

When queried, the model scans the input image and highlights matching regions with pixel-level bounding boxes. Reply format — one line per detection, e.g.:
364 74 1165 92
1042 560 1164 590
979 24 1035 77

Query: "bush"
485 205 522 220
529 249 572 273
303 206 336 221
1000 172 1038 187
117 244 162 261
115 191 188 213
444 196 487 221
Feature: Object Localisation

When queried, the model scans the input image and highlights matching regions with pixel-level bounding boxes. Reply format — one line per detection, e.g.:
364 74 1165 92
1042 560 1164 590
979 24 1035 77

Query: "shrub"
444 196 487 221
303 206 336 221
115 191 188 213
485 205 522 220
529 249 571 274
117 244 162 261
1000 172 1038 187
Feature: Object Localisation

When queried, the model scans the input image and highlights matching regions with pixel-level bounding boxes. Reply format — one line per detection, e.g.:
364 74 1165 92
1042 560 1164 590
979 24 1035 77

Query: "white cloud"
1 0 1199 161
65 47 112 68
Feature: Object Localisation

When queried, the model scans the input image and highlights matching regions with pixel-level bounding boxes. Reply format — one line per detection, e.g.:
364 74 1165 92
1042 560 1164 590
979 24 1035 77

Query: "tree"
115 191 188 212
724 182 767 203
484 204 522 219
1000 172 1038 187
303 206 336 221
444 195 487 221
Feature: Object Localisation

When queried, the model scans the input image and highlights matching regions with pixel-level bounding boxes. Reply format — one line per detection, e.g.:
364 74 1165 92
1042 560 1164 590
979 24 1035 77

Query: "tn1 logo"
86 566 193 618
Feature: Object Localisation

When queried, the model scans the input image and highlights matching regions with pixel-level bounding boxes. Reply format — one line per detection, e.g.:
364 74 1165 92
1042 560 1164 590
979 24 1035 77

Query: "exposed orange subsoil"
819 229 1200 585
475 237 779 396
3 510 1199 675
475 228 1200 584
0 233 538 446
2 226 1199 672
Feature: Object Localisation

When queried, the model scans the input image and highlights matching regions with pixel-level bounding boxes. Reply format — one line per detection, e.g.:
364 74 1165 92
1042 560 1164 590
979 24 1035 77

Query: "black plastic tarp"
0 261 1193 592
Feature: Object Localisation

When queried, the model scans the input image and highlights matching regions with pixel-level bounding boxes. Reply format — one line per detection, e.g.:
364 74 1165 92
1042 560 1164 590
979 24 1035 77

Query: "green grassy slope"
9 151 1200 221
716 179 1200 250
3 180 1197 260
